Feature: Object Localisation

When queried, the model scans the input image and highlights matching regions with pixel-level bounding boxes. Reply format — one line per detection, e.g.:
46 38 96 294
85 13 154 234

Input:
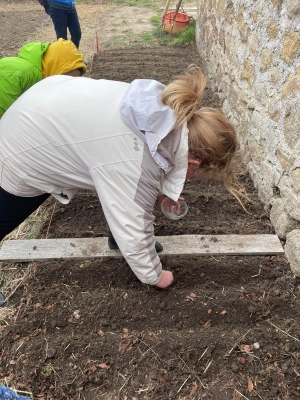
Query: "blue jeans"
50 6 81 48
0 384 31 399
0 187 50 241
43 3 52 16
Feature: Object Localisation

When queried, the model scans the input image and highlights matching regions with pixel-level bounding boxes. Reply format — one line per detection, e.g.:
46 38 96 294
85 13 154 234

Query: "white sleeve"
90 169 162 285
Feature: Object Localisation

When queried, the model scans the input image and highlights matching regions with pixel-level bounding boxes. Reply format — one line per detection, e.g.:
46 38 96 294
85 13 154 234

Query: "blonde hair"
161 65 241 199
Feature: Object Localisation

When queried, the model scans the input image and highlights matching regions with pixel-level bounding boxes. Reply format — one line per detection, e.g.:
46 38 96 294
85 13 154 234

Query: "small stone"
230 362 239 372
46 347 57 359
280 361 290 374
149 371 157 379
73 310 81 319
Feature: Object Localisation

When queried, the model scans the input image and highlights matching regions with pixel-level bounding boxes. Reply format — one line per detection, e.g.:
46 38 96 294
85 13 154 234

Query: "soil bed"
1 8 300 400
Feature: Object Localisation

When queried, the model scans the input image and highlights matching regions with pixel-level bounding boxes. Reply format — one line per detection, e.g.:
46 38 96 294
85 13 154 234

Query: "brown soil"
1 3 300 400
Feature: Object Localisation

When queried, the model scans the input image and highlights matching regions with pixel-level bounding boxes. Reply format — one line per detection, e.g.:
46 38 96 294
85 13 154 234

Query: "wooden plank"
0 235 284 262
159 7 197 11
159 7 197 17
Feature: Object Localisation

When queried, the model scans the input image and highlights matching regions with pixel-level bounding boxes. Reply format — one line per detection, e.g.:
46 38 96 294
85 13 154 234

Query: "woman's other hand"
158 195 184 214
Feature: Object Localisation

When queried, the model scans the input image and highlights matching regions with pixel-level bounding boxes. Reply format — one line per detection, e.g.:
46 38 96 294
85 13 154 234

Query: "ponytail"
161 65 207 126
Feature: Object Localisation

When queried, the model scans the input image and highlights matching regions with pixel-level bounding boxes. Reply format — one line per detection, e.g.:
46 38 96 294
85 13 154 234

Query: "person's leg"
44 3 52 16
50 7 68 41
67 8 82 48
0 187 50 241
108 232 163 253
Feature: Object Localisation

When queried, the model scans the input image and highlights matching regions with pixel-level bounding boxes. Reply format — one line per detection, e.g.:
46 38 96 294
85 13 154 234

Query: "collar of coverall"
120 78 177 173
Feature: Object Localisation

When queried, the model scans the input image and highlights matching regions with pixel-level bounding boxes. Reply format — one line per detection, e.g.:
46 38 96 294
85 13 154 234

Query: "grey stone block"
285 230 300 277
270 199 300 239
286 0 300 18
248 162 274 206
279 176 300 221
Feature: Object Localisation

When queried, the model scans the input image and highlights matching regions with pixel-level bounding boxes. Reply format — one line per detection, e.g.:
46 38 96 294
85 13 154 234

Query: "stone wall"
196 0 300 274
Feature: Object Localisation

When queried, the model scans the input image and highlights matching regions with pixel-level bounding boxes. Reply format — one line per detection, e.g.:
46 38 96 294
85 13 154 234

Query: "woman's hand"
156 270 174 288
158 195 184 214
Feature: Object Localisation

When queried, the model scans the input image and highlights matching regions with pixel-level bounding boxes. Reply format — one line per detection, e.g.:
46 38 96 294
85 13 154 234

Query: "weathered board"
0 235 284 262
160 9 197 18
159 7 197 11
159 7 197 18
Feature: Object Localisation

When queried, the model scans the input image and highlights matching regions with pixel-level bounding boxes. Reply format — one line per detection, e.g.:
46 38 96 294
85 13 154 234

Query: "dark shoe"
108 232 119 250
154 241 163 253
108 232 163 253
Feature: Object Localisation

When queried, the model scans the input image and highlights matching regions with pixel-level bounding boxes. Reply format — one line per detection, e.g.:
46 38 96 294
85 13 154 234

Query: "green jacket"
0 42 50 118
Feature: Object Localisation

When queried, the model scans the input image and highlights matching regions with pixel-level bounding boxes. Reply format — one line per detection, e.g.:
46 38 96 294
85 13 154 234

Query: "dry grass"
0 198 55 321
5 201 53 242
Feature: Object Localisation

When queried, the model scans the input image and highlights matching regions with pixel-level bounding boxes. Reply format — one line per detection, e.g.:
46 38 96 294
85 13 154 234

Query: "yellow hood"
42 38 86 78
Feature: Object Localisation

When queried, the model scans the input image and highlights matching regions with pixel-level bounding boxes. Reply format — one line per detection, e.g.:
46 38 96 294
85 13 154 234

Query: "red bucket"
164 11 190 35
